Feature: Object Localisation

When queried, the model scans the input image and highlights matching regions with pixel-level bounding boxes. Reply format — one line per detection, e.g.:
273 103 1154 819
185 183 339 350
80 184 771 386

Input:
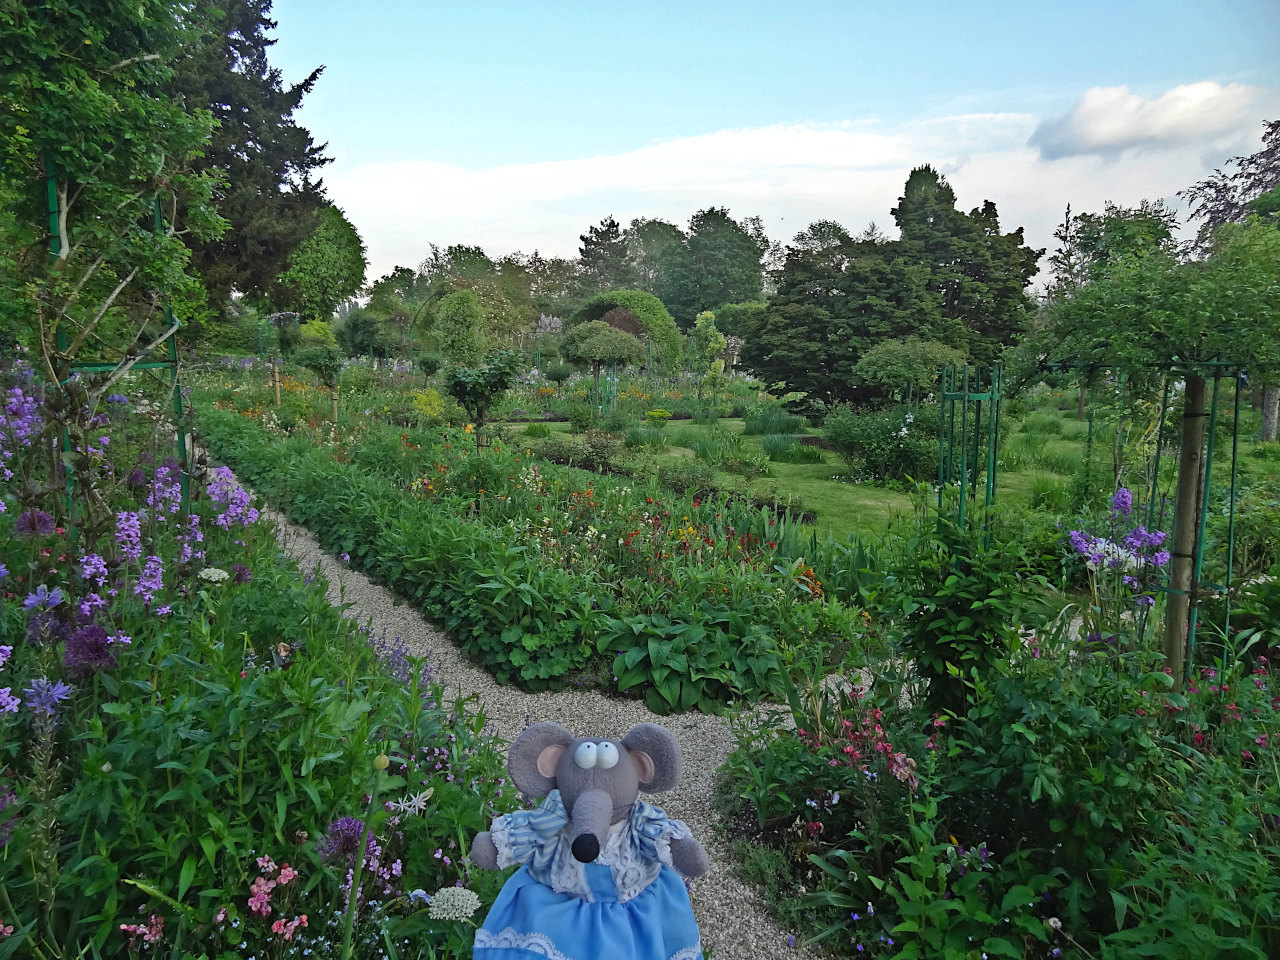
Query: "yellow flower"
464 423 475 434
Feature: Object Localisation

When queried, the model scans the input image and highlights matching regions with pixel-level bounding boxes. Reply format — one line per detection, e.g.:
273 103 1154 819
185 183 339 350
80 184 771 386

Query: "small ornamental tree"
1047 219 1280 683
295 344 344 422
854 337 967 400
435 289 487 367
445 350 521 449
687 312 727 399
560 320 645 398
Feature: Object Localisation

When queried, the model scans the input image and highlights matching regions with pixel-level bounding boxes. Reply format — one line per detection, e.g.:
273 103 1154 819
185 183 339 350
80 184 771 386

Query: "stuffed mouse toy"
470 721 709 960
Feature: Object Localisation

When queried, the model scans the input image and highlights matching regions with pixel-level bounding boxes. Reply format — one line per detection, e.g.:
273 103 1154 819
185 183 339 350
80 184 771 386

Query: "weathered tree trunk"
1262 384 1279 442
1077 382 1088 421
1163 375 1207 686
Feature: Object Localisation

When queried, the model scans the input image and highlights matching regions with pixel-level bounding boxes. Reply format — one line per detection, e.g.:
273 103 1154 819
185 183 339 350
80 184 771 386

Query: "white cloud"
1029 81 1267 159
326 84 1277 284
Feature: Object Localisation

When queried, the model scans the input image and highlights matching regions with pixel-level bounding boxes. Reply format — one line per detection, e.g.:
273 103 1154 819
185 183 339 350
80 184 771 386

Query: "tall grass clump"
760 434 825 464
743 408 808 435
1019 411 1064 436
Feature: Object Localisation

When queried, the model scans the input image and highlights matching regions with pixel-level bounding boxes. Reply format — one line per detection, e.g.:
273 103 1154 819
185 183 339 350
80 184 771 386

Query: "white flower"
427 886 481 921
391 789 435 816
199 567 230 583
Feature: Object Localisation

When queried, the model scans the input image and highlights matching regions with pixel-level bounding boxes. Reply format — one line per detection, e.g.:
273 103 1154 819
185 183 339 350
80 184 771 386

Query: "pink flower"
248 891 272 916
277 864 298 884
215 906 228 924
257 855 277 875
271 919 287 935
251 876 277 896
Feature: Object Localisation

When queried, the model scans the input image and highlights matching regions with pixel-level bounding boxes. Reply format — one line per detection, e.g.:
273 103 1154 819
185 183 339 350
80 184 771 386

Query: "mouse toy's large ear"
508 722 575 799
621 722 683 793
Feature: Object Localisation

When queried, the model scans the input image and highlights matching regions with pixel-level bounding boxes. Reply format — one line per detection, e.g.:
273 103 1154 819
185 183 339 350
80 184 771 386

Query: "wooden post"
330 387 339 424
274 365 282 407
1163 374 1207 685
1077 381 1087 421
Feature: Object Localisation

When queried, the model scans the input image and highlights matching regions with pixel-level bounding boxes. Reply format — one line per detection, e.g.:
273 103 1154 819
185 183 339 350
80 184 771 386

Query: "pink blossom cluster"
119 913 164 950
247 855 298 917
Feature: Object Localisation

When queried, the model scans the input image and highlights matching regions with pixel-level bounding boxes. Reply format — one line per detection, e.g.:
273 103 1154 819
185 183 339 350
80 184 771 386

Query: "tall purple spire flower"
1110 487 1133 518
115 511 142 561
134 556 164 606
22 677 73 716
23 585 63 610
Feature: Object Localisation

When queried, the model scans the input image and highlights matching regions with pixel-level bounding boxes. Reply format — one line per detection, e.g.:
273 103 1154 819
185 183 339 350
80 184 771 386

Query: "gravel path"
267 509 809 959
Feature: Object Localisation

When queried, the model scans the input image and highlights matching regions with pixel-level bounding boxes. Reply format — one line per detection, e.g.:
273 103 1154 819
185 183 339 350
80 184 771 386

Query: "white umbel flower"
427 886 481 921
198 567 230 583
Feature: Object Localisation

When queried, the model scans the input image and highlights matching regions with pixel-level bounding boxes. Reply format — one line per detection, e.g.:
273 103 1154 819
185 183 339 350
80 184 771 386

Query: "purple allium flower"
1111 487 1133 518
64 624 116 678
0 688 19 713
23 584 63 610
231 563 253 584
126 467 147 488
115 511 142 561
134 556 164 606
318 816 374 863
15 509 54 538
22 677 72 716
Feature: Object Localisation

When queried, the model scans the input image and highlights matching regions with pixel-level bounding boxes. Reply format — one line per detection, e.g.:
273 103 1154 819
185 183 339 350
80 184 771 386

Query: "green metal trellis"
937 363 1003 531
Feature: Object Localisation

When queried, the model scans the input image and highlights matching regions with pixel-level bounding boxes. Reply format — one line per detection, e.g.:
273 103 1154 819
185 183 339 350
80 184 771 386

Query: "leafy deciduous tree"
277 204 366 324
560 320 645 396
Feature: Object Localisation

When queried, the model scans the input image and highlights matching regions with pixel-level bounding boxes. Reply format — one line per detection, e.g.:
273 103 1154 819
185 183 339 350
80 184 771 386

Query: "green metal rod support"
1187 372 1223 667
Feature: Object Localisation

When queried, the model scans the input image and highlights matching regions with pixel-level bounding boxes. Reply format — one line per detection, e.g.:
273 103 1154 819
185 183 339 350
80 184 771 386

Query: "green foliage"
171 0 330 308
893 516 1051 713
567 404 598 433
824 405 938 484
601 607 786 714
278 205 367 324
571 290 682 369
523 421 552 439
760 434 826 464
743 408 808 435
414 351 443 377
559 320 645 388
435 289 488 367
0 0 224 378
687 311 728 375
294 344 344 389
335 308 391 358
853 337 967 396
444 350 521 428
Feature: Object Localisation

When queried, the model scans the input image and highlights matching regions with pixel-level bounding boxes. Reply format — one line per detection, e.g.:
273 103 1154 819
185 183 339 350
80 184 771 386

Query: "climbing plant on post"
1047 219 1280 684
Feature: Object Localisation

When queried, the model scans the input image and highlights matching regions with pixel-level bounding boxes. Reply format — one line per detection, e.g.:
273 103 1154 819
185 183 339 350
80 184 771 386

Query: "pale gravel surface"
265 508 815 960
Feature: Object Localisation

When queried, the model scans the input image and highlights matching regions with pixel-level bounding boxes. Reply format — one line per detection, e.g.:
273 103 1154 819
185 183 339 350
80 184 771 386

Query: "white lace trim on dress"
474 926 574 960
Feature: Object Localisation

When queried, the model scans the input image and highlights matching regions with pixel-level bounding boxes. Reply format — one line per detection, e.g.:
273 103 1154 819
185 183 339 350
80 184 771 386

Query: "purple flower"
126 467 147 488
106 393 129 404
231 563 253 584
64 624 116 678
1152 550 1171 567
22 677 72 716
0 688 19 713
147 459 183 519
80 553 109 587
318 816 374 864
15 509 54 538
1110 487 1133 518
0 563 7 579
134 556 164 606
23 584 63 610
0 645 11 670
0 780 15 847
115 511 142 561
79 592 106 618
207 467 259 528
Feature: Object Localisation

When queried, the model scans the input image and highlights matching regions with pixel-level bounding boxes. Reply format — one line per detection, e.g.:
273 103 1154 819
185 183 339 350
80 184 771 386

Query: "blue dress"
473 790 703 960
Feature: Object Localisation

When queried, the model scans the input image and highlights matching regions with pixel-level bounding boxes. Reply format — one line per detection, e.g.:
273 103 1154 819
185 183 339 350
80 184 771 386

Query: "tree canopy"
171 0 330 310
276 204 367 324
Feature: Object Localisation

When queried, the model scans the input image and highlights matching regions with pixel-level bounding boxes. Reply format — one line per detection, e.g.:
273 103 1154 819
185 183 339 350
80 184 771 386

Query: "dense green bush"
824 404 939 484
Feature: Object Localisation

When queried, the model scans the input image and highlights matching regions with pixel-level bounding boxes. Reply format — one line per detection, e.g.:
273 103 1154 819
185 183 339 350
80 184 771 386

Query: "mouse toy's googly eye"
597 742 620 769
574 741 599 769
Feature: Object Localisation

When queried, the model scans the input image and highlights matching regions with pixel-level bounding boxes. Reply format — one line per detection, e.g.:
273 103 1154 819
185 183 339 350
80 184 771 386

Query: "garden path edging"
264 506 815 960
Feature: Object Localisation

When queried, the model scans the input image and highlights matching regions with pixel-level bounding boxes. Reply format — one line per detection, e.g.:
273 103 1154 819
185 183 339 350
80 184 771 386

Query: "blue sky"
269 0 1280 283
